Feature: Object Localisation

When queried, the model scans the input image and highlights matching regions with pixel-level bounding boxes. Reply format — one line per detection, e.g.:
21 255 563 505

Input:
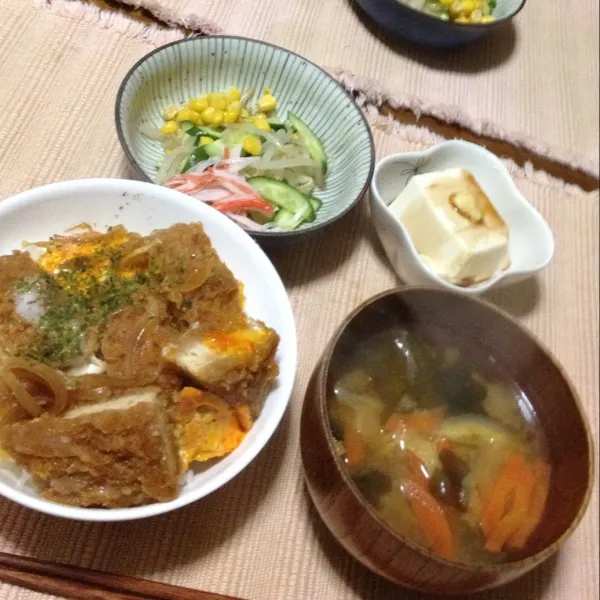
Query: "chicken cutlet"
0 387 179 508
162 318 280 415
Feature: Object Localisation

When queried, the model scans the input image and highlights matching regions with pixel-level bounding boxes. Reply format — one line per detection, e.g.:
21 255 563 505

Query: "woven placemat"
0 3 598 600
97 0 600 177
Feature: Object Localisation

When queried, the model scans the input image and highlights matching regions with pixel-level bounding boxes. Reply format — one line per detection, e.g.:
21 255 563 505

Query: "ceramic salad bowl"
115 36 375 245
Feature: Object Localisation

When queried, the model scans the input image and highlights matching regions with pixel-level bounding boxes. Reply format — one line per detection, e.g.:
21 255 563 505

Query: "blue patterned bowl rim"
390 0 527 27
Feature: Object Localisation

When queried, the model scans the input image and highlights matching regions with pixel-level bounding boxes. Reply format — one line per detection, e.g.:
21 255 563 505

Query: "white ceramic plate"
370 140 554 295
0 178 297 521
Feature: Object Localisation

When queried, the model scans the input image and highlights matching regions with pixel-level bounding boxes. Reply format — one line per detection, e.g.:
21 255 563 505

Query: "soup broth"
328 328 551 566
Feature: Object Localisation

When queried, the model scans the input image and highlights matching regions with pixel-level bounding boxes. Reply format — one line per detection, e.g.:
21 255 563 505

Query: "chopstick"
0 552 245 600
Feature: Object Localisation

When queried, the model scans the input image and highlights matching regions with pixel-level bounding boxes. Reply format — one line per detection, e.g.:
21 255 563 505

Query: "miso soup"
328 328 551 566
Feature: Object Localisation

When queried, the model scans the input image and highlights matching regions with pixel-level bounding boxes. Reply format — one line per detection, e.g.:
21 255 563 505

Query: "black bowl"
355 0 526 48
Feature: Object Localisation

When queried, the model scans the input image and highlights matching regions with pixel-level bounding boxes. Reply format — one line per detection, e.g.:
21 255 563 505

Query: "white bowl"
0 178 297 521
370 140 554 295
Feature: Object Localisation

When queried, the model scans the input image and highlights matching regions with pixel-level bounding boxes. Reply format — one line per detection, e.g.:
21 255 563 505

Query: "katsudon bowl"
0 178 297 521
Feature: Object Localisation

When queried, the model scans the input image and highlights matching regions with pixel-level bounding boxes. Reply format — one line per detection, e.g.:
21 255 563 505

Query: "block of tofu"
0 387 179 508
388 168 510 286
163 318 279 411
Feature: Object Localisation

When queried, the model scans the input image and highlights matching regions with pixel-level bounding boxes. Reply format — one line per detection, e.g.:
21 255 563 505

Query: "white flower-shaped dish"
370 140 554 295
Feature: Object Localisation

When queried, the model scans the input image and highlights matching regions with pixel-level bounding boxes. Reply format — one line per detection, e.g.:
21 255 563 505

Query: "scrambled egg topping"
37 226 137 292
174 387 251 471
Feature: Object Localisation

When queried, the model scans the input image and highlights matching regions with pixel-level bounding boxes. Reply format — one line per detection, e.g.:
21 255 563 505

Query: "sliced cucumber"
248 177 314 226
288 113 327 177
267 118 286 131
308 197 322 213
179 121 195 132
204 140 226 158
185 125 222 140
273 209 300 230
181 146 210 172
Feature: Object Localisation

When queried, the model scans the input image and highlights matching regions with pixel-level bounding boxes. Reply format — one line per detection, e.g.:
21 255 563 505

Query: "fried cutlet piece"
0 387 180 508
162 318 279 415
0 252 45 359
149 223 245 333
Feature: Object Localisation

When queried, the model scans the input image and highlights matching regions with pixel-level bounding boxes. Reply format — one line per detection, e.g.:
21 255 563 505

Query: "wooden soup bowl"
300 287 594 595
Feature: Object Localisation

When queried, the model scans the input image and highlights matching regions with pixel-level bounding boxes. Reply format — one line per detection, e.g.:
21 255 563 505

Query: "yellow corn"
241 108 250 119
253 114 271 132
481 14 494 22
242 136 261 156
163 104 179 121
440 0 453 5
225 87 241 103
200 106 216 124
188 97 209 113
210 109 224 126
176 108 199 122
199 136 213 145
455 15 469 23
462 0 475 14
224 110 239 124
209 93 227 110
160 120 178 135
228 100 242 113
257 94 277 113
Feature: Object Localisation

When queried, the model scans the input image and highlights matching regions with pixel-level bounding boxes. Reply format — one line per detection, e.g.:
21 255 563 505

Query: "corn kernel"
200 106 216 124
481 14 494 22
210 109 224 126
209 93 227 110
224 110 239 124
188 97 209 113
253 114 271 132
161 120 178 135
176 108 196 122
455 15 469 23
241 108 250 119
471 9 482 21
462 0 475 14
257 94 277 113
228 101 242 113
199 136 213 145
242 136 261 156
225 87 241 103
163 104 179 121
440 0 453 5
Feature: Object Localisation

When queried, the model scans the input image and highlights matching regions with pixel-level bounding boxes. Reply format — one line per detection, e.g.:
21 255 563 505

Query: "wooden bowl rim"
314 285 595 573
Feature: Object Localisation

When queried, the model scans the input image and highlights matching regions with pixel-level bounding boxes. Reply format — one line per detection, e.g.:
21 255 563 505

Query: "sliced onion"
2 359 69 415
1 371 42 418
189 156 221 174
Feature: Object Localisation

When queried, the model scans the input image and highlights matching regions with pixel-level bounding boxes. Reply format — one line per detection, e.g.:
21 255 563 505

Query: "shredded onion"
1 370 42 418
1 359 69 416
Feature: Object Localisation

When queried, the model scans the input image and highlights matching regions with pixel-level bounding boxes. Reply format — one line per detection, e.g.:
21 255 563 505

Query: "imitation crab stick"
401 478 455 560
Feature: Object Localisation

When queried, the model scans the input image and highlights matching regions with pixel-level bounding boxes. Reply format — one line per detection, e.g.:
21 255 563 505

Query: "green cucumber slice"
247 177 314 225
181 146 210 172
288 113 327 177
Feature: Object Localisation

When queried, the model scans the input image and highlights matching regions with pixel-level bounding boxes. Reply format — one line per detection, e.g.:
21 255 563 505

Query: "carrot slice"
406 451 430 489
384 409 445 436
401 478 455 560
383 413 409 434
508 462 552 549
406 408 445 435
480 452 527 538
484 459 536 553
343 426 366 468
